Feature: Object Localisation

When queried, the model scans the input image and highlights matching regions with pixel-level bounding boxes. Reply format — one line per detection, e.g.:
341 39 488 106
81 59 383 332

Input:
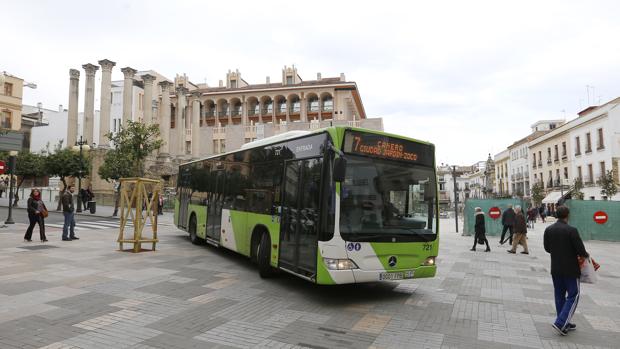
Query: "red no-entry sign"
593 211 608 224
0 160 5 174
489 207 501 219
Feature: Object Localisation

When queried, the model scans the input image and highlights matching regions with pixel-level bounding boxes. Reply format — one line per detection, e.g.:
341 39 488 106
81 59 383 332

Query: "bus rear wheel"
189 215 203 245
257 232 275 278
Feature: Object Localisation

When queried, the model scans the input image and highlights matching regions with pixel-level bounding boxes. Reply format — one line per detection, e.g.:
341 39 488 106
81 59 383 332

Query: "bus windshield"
339 155 437 242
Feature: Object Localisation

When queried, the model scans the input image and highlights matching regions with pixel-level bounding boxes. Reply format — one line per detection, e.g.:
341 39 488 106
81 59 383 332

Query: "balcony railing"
554 157 559 162
185 128 192 141
532 161 537 169
231 110 242 117
218 111 229 117
289 105 301 113
205 110 215 118
547 158 552 164
261 107 272 115
308 105 320 112
322 105 334 112
348 120 361 128
248 109 260 116
538 161 542 167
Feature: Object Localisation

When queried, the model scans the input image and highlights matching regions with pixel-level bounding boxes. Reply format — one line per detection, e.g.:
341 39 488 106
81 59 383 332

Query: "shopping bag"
579 257 597 284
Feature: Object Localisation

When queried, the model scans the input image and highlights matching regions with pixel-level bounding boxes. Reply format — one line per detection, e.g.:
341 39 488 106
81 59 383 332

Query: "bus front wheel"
257 232 275 278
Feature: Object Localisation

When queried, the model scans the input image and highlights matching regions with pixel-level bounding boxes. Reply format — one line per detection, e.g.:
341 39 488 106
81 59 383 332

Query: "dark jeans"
552 275 580 330
500 225 513 244
63 212 76 239
25 213 46 241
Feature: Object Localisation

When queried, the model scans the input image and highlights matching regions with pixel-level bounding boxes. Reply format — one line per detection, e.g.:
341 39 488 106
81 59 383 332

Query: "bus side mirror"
333 157 347 182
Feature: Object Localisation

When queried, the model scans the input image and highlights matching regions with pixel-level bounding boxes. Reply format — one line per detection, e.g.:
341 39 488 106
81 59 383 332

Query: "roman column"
176 86 188 156
121 67 137 127
191 92 201 157
158 81 172 155
142 74 156 125
82 63 99 145
98 59 115 147
67 69 80 147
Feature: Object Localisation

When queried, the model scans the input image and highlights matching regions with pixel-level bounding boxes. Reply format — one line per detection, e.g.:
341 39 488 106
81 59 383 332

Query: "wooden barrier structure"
117 178 162 252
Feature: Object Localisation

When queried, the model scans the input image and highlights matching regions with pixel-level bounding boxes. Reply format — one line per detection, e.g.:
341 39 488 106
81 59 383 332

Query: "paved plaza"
0 216 619 349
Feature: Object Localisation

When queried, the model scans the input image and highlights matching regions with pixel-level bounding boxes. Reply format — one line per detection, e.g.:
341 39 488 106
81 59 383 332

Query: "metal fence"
564 200 620 241
463 198 527 236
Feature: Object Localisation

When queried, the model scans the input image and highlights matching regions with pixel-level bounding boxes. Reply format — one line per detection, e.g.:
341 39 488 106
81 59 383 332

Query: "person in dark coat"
24 188 47 242
544 205 589 336
471 207 490 252
507 206 528 254
500 204 516 245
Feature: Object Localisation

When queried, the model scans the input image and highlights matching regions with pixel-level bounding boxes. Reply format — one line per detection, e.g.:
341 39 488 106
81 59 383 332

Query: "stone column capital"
98 59 116 71
176 86 189 96
69 69 80 80
82 63 99 76
121 67 137 78
158 80 172 91
191 91 202 98
142 73 157 84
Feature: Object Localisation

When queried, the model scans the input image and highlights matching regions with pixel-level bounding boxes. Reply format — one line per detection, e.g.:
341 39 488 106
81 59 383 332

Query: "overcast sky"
4 0 620 165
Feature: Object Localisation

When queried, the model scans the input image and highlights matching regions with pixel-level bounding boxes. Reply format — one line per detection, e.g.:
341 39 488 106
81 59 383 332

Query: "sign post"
4 155 16 224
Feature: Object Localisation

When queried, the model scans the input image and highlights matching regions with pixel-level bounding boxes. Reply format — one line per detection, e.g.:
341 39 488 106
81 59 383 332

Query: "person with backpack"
500 204 516 245
471 207 490 252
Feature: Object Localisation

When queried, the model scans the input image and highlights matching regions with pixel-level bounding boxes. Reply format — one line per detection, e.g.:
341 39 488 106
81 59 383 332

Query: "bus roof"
180 126 434 167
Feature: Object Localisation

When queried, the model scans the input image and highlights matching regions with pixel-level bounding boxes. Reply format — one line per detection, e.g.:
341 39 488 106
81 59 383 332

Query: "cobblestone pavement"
0 217 619 348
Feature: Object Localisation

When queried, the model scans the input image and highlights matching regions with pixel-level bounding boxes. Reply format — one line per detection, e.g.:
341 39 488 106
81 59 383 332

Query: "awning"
542 191 563 204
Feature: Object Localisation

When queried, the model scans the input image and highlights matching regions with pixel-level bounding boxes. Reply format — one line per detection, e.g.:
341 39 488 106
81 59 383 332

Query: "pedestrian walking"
499 204 515 245
527 207 536 229
0 178 6 198
24 188 48 242
61 185 79 241
85 185 94 211
158 193 164 215
539 205 546 223
470 207 490 252
507 206 529 254
543 205 589 336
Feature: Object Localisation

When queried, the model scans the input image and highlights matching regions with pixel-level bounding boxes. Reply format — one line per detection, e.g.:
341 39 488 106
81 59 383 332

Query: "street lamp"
72 136 90 213
451 166 459 233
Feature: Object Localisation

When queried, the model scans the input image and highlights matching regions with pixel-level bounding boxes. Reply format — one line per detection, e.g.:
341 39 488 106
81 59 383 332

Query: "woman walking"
471 207 490 252
24 188 47 242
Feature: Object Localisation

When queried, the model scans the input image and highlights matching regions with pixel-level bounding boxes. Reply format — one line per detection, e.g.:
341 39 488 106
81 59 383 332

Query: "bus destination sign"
343 130 434 166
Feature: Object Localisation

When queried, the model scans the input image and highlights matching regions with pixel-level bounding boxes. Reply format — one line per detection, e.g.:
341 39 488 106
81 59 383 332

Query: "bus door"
206 169 225 242
279 158 322 277
178 168 191 229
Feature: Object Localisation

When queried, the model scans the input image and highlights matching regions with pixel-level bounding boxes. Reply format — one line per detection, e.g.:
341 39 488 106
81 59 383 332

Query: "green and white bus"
175 127 438 284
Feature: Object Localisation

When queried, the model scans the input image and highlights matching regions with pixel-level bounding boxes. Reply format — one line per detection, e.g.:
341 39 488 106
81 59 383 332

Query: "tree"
98 149 135 216
46 147 90 210
597 170 618 200
570 177 585 200
531 182 544 206
106 121 163 177
13 152 46 206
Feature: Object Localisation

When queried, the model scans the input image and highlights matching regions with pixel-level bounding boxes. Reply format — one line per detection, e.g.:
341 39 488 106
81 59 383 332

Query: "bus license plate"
379 271 414 280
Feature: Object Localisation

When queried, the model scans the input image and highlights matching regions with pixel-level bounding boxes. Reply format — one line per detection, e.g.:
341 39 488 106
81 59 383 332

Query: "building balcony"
248 109 260 117
347 120 361 128
260 108 272 115
547 159 552 165
205 110 215 118
218 111 229 117
289 106 301 114
231 110 242 117
212 126 226 140
244 125 256 139
554 157 559 163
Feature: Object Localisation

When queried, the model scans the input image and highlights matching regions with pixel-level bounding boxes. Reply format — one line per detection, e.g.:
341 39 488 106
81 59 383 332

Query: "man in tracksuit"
543 206 588 336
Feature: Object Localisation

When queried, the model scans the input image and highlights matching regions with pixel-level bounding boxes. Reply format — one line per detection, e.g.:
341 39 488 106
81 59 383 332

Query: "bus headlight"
324 258 359 270
423 256 436 266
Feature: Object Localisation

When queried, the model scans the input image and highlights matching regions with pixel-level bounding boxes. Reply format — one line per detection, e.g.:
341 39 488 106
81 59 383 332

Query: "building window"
575 136 581 155
547 147 552 164
538 151 542 166
577 166 582 180
600 161 606 178
0 109 12 129
3 83 13 96
561 142 566 157
564 167 568 180
597 128 604 149
585 132 592 153
554 145 559 161
286 76 293 85
587 164 593 184
230 80 237 88
533 153 537 168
